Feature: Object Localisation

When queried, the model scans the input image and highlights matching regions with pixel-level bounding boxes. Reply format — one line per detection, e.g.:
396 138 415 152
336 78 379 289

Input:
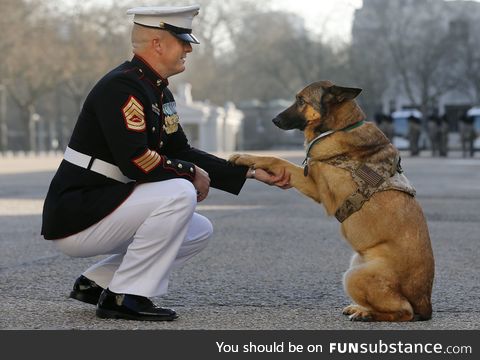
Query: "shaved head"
130 23 192 79
131 24 166 53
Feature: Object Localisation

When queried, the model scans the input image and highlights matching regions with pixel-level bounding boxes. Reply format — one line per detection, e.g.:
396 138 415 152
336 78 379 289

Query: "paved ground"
0 151 479 330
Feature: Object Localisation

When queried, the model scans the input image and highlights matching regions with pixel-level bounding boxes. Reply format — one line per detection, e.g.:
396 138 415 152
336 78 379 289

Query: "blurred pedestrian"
460 112 476 157
427 110 448 157
376 112 394 141
408 114 421 156
439 114 449 157
427 111 441 157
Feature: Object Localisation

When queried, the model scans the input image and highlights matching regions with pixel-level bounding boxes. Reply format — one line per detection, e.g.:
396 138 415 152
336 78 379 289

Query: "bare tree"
36 0 132 149
463 37 480 104
183 7 339 104
57 3 132 112
0 0 30 150
388 1 455 114
448 16 480 104
175 0 267 103
350 0 459 116
349 2 395 116
4 6 65 151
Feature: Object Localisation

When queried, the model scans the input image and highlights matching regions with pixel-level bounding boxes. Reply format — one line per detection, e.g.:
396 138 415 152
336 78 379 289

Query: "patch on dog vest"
356 164 384 187
318 154 416 223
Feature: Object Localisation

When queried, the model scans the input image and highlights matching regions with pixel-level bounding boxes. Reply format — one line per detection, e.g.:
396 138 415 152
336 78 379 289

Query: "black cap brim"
173 32 200 44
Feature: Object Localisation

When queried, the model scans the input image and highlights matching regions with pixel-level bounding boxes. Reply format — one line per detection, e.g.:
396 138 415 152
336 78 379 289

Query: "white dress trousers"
54 179 213 297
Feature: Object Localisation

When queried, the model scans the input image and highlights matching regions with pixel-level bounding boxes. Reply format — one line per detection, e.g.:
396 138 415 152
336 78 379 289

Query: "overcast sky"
58 0 363 42
270 0 363 42
58 0 480 43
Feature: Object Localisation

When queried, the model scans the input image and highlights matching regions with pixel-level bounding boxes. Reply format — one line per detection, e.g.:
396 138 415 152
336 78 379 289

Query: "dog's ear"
327 86 362 103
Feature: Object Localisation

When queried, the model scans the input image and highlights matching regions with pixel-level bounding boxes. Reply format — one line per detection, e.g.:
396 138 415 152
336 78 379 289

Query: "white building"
174 83 243 152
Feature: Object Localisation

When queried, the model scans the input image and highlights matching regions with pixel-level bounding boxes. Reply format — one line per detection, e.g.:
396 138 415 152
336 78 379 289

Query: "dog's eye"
297 98 305 106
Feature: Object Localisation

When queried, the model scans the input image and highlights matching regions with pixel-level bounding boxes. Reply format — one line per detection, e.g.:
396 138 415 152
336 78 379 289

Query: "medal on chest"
162 101 179 134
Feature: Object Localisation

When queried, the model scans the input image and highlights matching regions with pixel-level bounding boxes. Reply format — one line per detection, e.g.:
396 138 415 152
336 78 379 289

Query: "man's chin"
171 66 186 76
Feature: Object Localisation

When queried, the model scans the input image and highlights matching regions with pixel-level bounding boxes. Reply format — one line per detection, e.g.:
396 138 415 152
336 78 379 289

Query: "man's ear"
152 38 163 54
327 85 362 103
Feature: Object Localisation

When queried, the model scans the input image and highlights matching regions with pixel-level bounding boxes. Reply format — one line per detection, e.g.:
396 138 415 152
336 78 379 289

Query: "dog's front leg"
229 154 293 175
229 154 320 202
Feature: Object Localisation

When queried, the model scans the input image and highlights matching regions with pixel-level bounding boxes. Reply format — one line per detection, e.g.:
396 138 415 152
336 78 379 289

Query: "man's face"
161 32 193 77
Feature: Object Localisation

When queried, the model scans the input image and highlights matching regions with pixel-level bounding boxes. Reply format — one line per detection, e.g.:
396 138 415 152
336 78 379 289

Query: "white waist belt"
64 146 133 184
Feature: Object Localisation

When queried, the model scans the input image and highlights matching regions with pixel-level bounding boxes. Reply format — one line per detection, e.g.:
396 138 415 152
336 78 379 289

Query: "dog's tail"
412 297 432 321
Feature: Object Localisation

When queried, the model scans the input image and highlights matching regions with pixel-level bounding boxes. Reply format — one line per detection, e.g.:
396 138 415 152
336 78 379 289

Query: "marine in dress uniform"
427 111 449 157
375 112 394 141
41 5 281 321
460 112 476 158
407 114 421 156
427 112 441 157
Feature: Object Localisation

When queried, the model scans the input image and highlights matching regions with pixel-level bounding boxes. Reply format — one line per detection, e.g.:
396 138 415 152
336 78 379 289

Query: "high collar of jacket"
131 55 169 90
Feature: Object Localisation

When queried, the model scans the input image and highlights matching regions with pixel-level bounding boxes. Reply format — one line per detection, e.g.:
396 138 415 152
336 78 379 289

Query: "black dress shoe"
96 288 178 321
69 275 104 305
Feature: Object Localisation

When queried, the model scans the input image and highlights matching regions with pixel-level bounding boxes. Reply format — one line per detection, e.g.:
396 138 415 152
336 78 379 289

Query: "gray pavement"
0 152 479 330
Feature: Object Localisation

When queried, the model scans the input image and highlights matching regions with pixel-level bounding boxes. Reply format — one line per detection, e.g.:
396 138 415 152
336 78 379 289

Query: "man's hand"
193 165 210 202
250 167 292 189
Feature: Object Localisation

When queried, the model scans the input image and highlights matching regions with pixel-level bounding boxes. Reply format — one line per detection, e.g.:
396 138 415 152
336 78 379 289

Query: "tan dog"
230 81 434 322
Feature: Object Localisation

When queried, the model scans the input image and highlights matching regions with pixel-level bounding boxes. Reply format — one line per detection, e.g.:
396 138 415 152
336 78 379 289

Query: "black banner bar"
1 330 478 359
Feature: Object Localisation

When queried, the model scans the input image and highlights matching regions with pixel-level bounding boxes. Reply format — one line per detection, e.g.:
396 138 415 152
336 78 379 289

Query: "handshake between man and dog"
230 81 434 322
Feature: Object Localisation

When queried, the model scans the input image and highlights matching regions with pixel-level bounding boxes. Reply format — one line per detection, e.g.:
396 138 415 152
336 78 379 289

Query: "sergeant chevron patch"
122 95 146 132
132 149 162 173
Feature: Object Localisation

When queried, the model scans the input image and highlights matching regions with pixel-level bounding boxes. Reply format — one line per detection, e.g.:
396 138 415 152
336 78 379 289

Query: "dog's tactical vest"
313 154 416 222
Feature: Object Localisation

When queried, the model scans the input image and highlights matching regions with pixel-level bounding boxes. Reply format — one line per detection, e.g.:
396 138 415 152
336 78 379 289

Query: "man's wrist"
246 167 256 179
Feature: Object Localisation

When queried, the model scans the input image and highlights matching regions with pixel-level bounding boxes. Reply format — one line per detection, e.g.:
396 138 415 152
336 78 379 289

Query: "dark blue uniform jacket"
41 55 248 240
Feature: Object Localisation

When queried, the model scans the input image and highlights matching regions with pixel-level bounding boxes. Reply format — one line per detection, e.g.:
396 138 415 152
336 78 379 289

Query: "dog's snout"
272 115 301 130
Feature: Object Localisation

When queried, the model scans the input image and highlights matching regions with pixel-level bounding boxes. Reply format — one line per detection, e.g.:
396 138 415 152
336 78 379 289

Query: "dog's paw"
343 305 373 321
342 304 359 316
228 154 241 163
349 312 373 322
228 154 255 167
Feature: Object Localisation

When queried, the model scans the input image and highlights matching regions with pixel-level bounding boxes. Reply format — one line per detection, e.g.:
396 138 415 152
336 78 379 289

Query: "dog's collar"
303 120 365 166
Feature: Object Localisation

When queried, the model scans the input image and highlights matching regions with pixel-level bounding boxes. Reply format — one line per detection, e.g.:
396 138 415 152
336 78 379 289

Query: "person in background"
375 112 394 141
439 113 449 157
427 110 441 157
408 114 421 156
459 111 476 158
